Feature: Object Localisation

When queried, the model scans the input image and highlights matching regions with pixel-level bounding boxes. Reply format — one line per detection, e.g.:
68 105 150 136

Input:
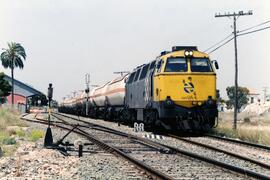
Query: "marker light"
184 50 193 57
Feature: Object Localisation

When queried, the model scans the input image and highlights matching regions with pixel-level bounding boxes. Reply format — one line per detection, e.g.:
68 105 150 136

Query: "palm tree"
1 42 26 106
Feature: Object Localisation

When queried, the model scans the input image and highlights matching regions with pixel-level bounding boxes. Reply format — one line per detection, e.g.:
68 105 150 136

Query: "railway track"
21 114 170 179
21 112 270 179
56 113 270 179
168 134 270 169
204 134 270 151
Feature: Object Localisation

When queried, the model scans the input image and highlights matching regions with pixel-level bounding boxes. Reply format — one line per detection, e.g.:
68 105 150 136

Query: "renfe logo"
183 82 194 94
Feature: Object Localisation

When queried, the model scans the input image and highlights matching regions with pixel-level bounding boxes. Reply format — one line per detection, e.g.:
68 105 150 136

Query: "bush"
2 137 16 145
0 131 8 143
16 129 26 137
0 107 26 129
243 117 251 123
29 130 44 142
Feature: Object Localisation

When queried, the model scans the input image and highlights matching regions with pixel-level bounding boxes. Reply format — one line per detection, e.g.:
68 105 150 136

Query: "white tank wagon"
88 74 129 120
58 90 86 114
76 90 87 106
90 75 128 107
105 74 128 106
89 87 96 106
91 82 110 107
58 97 77 114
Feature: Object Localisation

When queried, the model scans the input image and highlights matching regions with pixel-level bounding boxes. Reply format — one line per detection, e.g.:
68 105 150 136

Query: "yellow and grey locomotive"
124 46 218 130
59 46 219 131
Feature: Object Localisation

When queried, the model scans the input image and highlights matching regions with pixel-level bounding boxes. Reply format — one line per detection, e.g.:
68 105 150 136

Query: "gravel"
182 136 270 164
0 114 149 179
54 113 251 179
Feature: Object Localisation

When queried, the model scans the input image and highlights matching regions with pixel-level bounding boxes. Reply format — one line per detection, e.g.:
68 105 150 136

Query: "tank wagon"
90 75 128 120
59 46 219 131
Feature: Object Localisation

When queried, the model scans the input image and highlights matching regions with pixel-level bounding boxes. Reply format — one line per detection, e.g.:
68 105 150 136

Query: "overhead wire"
237 25 270 37
206 20 270 54
238 20 270 33
203 33 233 53
208 37 234 54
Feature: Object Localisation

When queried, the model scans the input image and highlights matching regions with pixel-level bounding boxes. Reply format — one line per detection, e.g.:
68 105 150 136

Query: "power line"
238 25 270 36
238 20 270 33
208 25 270 54
208 37 234 54
205 20 270 54
204 33 233 52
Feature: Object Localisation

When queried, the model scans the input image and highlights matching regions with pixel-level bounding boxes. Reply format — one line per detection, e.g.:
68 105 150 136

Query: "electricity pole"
215 10 253 130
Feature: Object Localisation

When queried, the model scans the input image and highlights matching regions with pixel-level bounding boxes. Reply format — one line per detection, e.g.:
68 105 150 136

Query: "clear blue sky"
0 0 269 100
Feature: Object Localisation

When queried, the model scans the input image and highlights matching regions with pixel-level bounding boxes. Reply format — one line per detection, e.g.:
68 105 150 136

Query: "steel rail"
205 134 270 151
52 112 270 180
168 134 270 169
21 114 173 180
51 114 171 153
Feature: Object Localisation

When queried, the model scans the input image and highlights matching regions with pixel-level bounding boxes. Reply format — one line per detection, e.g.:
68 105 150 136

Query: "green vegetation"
226 86 249 110
29 129 44 142
2 137 16 145
211 119 270 146
0 107 25 130
15 129 26 137
0 72 12 104
1 42 27 105
0 107 44 156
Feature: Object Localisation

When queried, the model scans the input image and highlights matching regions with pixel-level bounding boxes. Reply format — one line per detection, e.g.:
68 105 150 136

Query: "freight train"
58 46 219 131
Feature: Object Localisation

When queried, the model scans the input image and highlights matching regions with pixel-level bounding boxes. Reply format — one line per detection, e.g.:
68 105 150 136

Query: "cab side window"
139 64 150 80
127 72 135 84
133 68 142 82
156 60 163 73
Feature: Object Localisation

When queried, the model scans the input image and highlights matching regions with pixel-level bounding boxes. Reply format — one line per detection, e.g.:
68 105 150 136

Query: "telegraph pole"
215 10 253 130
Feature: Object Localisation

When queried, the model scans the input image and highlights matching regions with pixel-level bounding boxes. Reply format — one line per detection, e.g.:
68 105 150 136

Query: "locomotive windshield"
164 57 187 72
191 58 213 72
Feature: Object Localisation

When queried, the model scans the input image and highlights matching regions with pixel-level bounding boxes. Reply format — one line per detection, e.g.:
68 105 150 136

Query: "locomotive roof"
159 49 209 59
109 73 129 85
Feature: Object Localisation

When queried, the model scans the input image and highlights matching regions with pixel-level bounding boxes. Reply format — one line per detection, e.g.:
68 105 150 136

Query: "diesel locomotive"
59 46 219 131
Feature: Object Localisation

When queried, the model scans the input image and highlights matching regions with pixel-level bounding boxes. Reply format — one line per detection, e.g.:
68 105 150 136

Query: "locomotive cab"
153 46 218 130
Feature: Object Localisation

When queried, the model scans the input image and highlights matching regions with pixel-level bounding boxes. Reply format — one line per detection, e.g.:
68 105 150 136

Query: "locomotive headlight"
184 50 193 57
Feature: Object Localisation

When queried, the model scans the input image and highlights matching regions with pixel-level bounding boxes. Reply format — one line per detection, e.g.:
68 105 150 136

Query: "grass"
0 107 26 130
0 107 28 156
15 129 26 137
28 129 44 142
211 119 270 146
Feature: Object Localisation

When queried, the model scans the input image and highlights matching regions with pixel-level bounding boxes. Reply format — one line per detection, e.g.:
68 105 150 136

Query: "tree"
0 73 12 104
226 86 249 112
1 42 26 106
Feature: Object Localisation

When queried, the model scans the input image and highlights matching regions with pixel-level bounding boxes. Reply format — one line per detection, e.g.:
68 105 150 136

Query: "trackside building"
3 75 45 113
